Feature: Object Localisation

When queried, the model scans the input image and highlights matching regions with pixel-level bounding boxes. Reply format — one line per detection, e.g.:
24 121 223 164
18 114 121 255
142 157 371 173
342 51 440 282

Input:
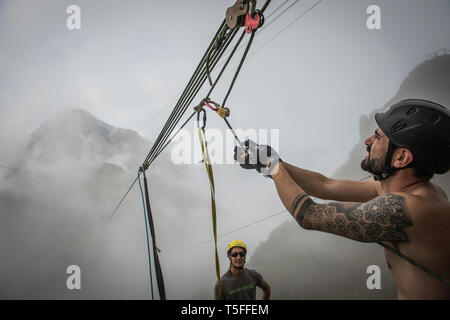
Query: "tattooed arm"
273 163 413 242
292 193 412 242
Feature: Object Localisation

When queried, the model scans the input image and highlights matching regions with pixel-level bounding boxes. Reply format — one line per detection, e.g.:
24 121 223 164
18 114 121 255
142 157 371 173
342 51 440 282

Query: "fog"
0 0 449 299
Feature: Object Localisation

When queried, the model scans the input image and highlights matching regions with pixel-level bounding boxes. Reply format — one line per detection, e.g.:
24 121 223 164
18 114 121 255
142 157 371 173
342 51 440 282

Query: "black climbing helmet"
375 99 450 175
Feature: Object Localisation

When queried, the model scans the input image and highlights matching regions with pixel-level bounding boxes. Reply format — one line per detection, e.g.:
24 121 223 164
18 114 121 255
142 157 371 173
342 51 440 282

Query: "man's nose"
365 135 374 146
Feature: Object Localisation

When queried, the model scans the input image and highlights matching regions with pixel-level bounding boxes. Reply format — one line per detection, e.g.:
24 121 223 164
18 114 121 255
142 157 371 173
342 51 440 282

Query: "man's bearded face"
361 128 388 175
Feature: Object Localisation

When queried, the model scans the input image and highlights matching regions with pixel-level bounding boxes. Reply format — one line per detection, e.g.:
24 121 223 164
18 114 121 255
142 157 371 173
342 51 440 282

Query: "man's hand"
234 139 281 177
234 139 259 170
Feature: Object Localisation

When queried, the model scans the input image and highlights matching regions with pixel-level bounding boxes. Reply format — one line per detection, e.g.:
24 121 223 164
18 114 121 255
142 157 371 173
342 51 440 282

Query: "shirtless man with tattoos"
235 99 450 299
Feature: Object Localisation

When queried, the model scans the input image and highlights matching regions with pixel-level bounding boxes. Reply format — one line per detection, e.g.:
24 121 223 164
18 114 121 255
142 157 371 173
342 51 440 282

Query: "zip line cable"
138 0 293 138
110 1 319 196
130 1 302 166
150 28 253 162
265 0 291 20
107 175 139 223
149 1 312 154
145 0 308 165
220 0 321 68
137 170 155 300
147 27 244 166
163 209 287 258
249 0 323 58
222 31 255 109
108 0 322 221
142 20 233 169
148 25 249 166
211 0 301 75
109 22 238 221
137 93 180 137
262 0 302 31
109 26 235 218
142 0 305 169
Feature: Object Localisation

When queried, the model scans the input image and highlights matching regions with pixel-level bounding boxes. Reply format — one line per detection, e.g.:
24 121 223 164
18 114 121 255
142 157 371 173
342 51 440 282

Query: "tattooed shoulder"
290 193 412 243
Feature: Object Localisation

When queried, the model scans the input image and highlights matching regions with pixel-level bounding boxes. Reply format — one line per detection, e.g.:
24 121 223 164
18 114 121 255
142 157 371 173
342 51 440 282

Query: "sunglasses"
230 252 246 258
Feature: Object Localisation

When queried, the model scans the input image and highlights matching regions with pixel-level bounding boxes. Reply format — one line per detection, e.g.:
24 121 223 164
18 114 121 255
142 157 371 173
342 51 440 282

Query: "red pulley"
245 10 264 33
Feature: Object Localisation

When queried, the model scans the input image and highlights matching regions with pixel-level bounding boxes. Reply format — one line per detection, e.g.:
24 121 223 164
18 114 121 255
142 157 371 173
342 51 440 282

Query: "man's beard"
361 149 384 175
231 261 245 270
361 157 377 174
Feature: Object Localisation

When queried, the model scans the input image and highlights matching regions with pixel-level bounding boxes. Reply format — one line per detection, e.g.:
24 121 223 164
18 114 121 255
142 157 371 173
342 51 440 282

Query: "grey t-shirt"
214 268 264 300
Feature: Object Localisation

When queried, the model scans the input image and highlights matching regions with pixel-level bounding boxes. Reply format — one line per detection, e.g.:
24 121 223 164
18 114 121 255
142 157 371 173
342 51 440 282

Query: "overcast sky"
1 0 449 299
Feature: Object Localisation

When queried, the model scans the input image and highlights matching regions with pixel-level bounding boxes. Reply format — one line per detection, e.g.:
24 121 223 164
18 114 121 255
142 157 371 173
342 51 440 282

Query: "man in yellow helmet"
214 240 270 300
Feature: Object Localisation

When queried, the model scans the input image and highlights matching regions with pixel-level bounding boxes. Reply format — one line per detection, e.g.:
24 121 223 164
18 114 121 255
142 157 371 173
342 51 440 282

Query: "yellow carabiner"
216 106 230 118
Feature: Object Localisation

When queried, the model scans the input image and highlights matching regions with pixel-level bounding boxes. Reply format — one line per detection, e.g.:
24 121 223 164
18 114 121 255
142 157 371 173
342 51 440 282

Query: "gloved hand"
234 139 281 177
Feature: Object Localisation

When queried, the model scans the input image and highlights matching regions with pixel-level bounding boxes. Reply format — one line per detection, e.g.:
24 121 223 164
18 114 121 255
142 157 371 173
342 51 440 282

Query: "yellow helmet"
227 240 247 254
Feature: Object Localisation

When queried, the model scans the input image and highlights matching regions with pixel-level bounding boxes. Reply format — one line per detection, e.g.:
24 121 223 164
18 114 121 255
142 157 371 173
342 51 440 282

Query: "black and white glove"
234 139 281 177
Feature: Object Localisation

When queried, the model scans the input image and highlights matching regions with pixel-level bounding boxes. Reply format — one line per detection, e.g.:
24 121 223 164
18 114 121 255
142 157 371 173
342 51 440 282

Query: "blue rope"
137 169 155 300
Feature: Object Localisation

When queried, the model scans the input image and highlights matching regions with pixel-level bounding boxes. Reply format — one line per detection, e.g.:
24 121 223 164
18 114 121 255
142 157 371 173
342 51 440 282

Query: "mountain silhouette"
25 108 149 172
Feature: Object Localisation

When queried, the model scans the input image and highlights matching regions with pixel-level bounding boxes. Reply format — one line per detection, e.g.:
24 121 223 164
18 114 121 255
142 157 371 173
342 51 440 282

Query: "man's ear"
393 148 414 169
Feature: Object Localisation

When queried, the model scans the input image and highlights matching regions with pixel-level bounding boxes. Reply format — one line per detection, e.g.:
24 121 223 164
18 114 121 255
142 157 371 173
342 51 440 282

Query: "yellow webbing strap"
197 124 222 299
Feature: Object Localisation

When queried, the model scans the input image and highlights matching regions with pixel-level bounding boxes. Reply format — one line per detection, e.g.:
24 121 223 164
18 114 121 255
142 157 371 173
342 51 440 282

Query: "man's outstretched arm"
233 139 378 202
272 163 413 243
282 161 379 202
